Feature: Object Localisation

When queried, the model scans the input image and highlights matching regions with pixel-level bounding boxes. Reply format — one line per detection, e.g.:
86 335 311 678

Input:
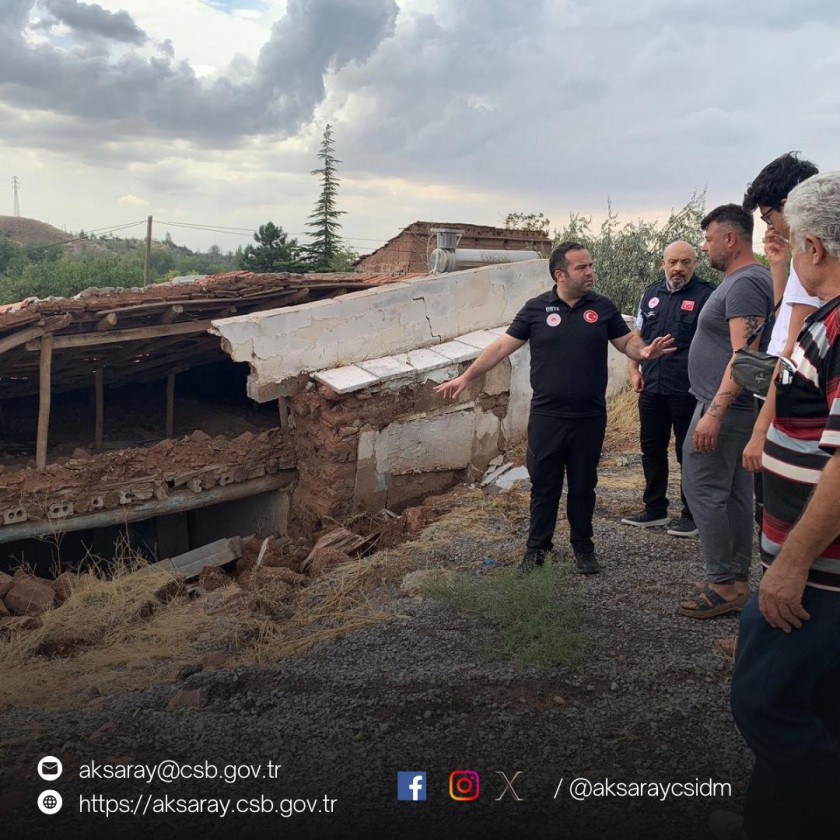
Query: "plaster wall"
211 260 552 402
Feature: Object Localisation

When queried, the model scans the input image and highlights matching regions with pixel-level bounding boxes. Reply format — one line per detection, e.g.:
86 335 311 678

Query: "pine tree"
239 222 304 273
305 124 346 271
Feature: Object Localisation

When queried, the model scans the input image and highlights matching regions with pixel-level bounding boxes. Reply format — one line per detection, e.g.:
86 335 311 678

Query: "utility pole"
143 215 153 286
12 176 20 217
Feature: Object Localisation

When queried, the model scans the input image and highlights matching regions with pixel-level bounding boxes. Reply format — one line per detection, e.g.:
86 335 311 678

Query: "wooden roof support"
94 369 104 452
97 313 118 331
36 334 53 472
166 371 176 439
0 473 295 544
25 318 214 350
160 304 184 324
0 314 73 356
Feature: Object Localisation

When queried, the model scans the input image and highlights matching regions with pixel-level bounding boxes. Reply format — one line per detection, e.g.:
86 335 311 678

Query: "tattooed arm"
692 315 765 454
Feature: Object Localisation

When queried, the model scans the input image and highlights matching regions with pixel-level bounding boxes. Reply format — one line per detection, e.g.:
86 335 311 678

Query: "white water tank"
429 248 541 274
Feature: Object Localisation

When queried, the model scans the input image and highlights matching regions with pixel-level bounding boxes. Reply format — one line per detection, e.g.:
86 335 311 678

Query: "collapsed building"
0 259 630 576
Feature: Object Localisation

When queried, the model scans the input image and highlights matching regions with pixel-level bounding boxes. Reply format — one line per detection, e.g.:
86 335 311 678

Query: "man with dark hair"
711 171 840 840
435 242 674 574
621 240 713 536
677 205 774 617
741 152 821 490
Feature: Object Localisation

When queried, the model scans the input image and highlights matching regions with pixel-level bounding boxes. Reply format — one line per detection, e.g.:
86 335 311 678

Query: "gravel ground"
0 461 756 840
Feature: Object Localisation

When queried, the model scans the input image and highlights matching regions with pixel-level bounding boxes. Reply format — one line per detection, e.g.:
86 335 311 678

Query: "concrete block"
432 340 480 364
400 348 451 373
356 356 414 382
456 330 498 350
312 365 379 394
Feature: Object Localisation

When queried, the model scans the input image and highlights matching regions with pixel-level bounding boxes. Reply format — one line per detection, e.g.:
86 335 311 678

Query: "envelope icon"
39 759 62 779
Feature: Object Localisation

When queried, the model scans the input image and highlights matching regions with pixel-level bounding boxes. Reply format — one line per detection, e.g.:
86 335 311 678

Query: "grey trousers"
682 403 755 583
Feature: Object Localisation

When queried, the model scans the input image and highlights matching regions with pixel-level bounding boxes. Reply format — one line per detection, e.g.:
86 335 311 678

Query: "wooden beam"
94 369 104 452
36 335 53 471
166 371 176 438
0 314 72 355
143 537 243 580
0 473 295 544
278 396 290 431
97 313 118 331
160 304 184 324
25 319 214 350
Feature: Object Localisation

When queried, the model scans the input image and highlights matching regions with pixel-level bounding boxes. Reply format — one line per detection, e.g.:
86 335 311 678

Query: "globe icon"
43 795 57 810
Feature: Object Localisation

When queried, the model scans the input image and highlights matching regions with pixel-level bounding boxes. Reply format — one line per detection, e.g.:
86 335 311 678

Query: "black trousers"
526 413 606 556
638 390 696 519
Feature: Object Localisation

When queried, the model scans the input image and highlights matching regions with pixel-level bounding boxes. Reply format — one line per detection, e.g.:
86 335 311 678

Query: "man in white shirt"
741 153 821 509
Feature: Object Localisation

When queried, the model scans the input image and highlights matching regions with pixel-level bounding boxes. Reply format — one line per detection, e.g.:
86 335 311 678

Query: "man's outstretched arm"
434 334 526 399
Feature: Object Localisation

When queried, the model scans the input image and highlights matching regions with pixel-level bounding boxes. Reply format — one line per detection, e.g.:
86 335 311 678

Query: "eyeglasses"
760 206 780 225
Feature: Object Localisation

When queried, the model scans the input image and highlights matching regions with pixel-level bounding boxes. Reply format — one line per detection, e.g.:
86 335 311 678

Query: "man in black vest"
435 242 674 574
621 241 714 537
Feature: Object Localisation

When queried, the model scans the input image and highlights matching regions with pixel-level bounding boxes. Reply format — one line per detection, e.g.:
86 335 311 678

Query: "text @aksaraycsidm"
554 778 731 802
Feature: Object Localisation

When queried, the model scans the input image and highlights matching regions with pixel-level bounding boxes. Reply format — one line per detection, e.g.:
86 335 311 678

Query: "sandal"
677 584 747 619
714 637 738 658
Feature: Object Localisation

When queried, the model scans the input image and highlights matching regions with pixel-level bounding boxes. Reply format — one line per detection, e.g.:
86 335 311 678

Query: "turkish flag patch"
681 300 695 311
583 309 599 323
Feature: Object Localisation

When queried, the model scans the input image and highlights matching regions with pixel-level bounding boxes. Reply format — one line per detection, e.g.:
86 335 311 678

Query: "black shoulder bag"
731 301 782 397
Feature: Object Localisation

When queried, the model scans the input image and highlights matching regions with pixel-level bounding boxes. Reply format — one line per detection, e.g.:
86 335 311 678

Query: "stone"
167 688 209 710
4 576 56 615
199 567 232 593
305 546 352 577
0 599 8 618
199 651 227 669
53 571 85 604
403 506 431 535
0 571 12 598
176 664 204 681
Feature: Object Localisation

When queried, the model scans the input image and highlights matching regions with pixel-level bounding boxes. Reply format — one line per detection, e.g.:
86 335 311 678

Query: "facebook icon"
397 771 427 801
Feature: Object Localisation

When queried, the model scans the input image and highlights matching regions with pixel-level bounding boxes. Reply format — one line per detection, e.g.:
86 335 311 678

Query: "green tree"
239 222 304 273
553 192 721 315
503 211 550 236
305 124 346 271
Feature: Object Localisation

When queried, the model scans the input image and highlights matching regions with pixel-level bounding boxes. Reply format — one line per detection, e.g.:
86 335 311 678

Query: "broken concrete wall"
288 373 510 530
212 260 551 402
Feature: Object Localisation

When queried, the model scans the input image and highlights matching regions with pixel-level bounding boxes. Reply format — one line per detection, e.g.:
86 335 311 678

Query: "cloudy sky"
1 0 838 255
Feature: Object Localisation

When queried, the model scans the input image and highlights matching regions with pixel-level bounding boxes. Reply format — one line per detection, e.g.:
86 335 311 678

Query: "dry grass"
0 394 642 711
0 487 528 710
604 386 640 453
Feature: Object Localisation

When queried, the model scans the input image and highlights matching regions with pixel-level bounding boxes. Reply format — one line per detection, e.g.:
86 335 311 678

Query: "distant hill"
0 215 75 248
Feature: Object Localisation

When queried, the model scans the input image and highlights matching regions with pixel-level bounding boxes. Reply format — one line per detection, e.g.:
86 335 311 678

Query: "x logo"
495 771 525 802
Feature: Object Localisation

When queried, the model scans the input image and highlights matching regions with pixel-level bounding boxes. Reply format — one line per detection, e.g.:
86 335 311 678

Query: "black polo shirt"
507 288 630 418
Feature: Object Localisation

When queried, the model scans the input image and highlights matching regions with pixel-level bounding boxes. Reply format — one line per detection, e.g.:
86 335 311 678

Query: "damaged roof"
0 270 412 399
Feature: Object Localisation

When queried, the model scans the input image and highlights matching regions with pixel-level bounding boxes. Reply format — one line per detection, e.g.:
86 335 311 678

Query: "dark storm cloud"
42 0 147 45
0 0 398 143
331 0 840 211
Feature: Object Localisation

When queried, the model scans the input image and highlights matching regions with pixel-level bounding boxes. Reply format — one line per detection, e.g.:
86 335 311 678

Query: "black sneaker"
519 548 550 573
666 517 698 538
574 552 600 575
620 510 669 528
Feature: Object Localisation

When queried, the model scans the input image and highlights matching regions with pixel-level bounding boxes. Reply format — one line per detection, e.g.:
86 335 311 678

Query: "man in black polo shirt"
621 241 714 537
434 241 674 574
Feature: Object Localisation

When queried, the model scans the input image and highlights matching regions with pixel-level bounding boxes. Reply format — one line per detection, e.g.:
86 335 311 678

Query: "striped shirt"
761 294 840 591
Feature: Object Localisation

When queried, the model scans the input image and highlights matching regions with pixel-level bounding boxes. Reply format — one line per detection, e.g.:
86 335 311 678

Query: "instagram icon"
449 770 480 801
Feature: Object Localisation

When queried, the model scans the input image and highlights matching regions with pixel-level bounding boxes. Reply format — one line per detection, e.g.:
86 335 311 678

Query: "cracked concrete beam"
211 261 548 402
